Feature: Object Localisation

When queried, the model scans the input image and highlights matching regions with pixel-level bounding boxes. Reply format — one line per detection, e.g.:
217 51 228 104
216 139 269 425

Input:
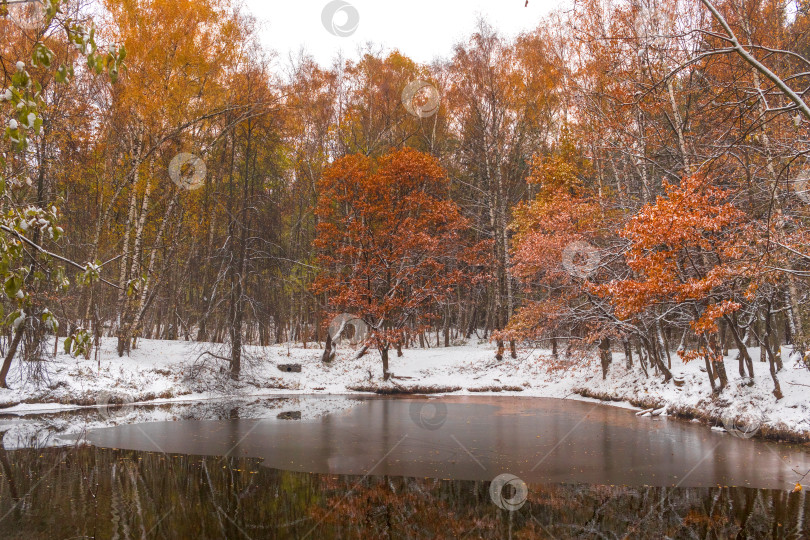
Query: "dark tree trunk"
645 333 673 382
0 327 24 389
381 347 390 380
623 339 633 369
657 320 672 369
599 337 611 380
709 334 728 391
736 350 746 378
765 305 783 371
723 315 754 379
465 307 477 339
757 307 785 398
769 354 784 400
321 332 334 363
636 341 648 377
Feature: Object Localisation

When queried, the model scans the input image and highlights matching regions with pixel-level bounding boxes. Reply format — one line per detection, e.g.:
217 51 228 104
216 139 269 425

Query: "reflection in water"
0 446 807 539
0 395 359 450
85 396 810 489
1 396 809 538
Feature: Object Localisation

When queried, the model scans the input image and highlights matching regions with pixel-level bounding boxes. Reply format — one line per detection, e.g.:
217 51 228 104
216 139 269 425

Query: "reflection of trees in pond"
313 479 807 539
0 397 354 452
311 476 503 537
0 446 806 538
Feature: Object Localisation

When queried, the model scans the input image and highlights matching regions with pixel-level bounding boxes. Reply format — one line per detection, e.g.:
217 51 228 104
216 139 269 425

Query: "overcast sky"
243 0 565 67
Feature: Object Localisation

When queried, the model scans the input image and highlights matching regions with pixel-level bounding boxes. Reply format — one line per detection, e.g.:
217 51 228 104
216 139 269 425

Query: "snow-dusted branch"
700 0 810 121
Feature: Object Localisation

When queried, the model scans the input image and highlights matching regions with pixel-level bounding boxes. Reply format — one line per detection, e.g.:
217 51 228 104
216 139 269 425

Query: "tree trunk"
768 351 784 400
321 332 334 363
599 337 611 380
0 327 24 389
786 277 806 358
761 306 784 399
116 166 139 357
709 334 728 391
636 340 648 377
722 315 754 379
645 333 673 382
381 347 390 380
656 319 671 369
623 339 633 369
703 350 717 395
465 306 477 339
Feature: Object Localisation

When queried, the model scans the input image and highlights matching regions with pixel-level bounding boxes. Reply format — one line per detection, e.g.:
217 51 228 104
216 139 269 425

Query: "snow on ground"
0 337 809 446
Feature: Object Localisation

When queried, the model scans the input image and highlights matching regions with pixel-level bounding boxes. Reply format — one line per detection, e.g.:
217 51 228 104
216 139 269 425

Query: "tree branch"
700 0 810 121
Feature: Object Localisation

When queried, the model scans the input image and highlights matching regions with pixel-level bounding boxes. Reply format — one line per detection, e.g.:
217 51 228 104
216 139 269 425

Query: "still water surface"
0 395 807 538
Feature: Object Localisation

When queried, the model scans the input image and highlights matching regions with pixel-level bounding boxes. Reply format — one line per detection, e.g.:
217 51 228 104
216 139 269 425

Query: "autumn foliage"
596 176 749 330
1 0 808 399
593 176 758 392
313 148 481 378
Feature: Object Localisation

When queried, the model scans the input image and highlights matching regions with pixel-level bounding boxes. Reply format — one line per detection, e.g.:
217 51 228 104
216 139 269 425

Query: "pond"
0 395 808 538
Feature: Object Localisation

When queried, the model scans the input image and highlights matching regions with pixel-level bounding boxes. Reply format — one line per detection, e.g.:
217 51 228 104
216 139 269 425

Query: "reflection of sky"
244 0 566 67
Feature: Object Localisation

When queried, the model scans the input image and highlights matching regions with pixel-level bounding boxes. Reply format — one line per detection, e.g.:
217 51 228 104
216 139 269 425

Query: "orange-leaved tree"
592 176 774 396
313 148 476 380
504 147 629 376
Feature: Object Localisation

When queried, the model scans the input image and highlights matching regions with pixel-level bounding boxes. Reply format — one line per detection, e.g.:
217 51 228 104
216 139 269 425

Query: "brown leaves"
594 175 751 333
313 148 477 346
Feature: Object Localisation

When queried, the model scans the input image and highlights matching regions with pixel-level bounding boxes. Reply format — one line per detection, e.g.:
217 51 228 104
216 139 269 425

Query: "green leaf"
4 275 21 299
32 44 54 68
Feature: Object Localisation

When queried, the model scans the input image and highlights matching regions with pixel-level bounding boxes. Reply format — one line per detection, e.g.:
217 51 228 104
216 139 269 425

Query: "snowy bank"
0 337 808 444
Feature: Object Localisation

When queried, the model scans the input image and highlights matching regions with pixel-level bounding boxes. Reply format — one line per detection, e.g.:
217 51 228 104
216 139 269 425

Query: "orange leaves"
510 190 605 283
680 349 703 364
313 148 475 344
692 300 742 334
623 176 745 254
505 154 617 342
104 0 239 132
526 153 583 193
594 174 752 334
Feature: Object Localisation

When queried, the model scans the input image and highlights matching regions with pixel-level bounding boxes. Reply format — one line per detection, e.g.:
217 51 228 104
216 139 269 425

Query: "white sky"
243 0 565 67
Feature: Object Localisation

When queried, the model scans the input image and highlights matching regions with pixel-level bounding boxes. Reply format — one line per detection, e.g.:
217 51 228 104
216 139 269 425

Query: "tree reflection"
0 445 806 539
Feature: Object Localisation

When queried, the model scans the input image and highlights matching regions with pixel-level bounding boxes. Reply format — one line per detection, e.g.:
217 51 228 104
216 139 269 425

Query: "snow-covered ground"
0 337 809 445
